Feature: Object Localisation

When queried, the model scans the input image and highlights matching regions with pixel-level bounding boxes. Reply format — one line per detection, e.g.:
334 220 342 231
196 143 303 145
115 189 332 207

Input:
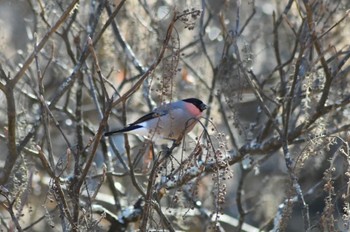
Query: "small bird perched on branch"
105 98 207 143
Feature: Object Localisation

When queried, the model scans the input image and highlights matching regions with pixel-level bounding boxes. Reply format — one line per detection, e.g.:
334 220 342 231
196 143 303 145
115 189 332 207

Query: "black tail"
104 125 143 136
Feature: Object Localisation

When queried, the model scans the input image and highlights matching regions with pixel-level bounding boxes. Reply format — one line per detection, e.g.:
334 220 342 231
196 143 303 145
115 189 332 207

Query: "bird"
105 98 207 142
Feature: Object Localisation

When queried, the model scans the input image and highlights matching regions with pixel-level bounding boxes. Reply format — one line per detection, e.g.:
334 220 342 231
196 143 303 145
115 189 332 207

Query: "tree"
0 0 350 231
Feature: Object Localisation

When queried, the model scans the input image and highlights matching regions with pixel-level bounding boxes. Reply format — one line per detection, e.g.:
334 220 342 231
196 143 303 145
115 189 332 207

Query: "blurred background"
1 0 350 231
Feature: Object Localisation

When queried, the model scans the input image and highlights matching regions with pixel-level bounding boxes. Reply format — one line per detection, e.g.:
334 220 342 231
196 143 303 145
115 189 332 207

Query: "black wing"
104 124 143 136
129 111 166 125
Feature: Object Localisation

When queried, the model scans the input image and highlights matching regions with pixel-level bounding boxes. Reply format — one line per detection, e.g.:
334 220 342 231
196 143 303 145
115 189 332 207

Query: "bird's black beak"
200 103 208 112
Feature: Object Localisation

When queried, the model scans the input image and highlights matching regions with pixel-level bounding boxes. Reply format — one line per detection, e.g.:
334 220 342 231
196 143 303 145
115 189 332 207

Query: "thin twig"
11 0 79 87
0 67 18 185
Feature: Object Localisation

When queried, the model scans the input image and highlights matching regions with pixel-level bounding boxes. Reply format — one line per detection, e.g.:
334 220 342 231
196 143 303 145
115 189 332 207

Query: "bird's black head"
183 98 207 112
